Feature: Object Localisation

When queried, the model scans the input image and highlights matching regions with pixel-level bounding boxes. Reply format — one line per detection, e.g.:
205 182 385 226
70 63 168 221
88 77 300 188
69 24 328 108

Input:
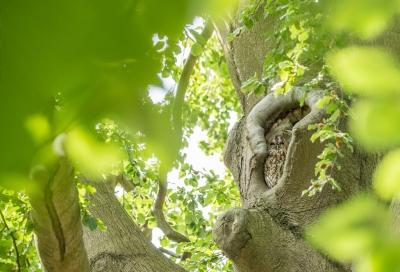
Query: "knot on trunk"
212 207 251 259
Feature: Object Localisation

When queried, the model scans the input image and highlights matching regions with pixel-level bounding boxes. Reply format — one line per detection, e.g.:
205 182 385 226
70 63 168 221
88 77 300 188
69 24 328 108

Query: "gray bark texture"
29 160 183 272
211 3 399 272
29 159 90 272
80 176 185 272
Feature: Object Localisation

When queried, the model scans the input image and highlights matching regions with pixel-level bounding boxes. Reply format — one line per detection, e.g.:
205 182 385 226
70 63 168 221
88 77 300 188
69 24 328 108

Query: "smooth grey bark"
211 3 389 272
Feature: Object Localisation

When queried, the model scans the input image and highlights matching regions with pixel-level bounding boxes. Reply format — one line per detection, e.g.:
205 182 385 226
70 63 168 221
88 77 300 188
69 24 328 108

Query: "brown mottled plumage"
264 135 287 189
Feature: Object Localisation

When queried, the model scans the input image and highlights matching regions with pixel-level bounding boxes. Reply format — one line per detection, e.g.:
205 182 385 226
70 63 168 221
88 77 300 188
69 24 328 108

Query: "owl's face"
266 135 287 155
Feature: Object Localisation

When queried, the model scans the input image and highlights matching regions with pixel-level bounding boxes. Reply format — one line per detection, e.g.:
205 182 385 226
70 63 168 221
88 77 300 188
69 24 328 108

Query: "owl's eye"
279 142 285 145
269 142 276 146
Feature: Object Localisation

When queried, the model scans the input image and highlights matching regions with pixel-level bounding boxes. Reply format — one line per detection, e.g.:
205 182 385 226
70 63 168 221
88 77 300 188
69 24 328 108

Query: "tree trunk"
211 4 391 272
29 160 183 272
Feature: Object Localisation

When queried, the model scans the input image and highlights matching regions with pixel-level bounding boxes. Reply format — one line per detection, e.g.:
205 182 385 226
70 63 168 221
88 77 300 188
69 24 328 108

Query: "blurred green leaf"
24 114 51 145
316 96 332 109
327 47 400 95
298 31 309 42
189 29 207 45
350 99 400 150
191 43 204 57
307 194 387 261
138 213 146 225
323 0 397 39
65 128 123 177
374 149 400 200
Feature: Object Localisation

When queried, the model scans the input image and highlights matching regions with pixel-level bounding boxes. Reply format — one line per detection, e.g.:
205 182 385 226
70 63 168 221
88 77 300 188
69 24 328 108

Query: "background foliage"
3 0 400 271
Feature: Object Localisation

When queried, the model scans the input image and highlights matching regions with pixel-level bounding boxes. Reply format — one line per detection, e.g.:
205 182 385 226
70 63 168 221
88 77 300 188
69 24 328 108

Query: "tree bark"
211 4 389 271
80 176 185 272
29 159 90 272
29 159 183 272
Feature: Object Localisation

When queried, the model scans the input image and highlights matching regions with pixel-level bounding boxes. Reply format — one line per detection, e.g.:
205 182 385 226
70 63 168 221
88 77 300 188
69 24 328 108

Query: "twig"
0 209 21 272
159 247 182 258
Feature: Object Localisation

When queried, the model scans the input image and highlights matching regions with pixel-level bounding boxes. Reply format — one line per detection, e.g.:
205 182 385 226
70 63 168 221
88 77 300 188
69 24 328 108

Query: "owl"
264 135 287 189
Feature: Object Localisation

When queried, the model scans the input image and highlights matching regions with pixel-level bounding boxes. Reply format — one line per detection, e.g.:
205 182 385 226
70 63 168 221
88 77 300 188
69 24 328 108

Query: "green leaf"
191 43 203 57
169 43 181 54
326 102 339 114
307 194 387 261
324 0 396 39
137 213 146 225
161 69 171 78
330 108 340 122
244 19 254 29
160 236 169 247
227 27 242 42
308 124 318 130
350 99 400 149
316 96 332 109
181 163 190 171
189 29 207 45
154 41 165 50
327 47 400 95
85 185 96 194
373 149 400 200
82 214 98 231
298 31 309 42
146 170 157 181
254 84 265 96
241 73 259 93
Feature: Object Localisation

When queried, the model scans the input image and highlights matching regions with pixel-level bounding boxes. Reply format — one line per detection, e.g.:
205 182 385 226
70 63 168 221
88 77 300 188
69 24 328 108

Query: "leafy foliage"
303 90 354 196
0 189 41 271
92 24 242 270
229 0 355 193
1 0 232 190
305 1 400 271
233 0 348 96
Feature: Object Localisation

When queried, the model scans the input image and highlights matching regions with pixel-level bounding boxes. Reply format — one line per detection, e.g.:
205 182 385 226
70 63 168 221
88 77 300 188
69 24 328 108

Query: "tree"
3 0 400 271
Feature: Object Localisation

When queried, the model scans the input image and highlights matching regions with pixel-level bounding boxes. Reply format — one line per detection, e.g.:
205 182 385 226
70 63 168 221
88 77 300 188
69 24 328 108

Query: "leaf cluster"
306 1 400 270
0 189 41 271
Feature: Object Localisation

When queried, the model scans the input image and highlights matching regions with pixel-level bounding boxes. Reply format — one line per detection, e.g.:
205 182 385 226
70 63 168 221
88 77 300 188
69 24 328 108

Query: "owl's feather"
264 135 287 188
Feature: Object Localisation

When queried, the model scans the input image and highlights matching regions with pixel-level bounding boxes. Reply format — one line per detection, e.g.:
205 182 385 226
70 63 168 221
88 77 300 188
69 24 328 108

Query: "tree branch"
159 247 182 258
172 19 215 142
153 19 215 260
153 165 191 260
28 158 90 272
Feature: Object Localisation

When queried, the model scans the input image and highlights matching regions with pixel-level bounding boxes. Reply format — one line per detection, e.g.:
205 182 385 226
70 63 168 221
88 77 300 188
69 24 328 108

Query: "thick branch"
28 158 90 272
